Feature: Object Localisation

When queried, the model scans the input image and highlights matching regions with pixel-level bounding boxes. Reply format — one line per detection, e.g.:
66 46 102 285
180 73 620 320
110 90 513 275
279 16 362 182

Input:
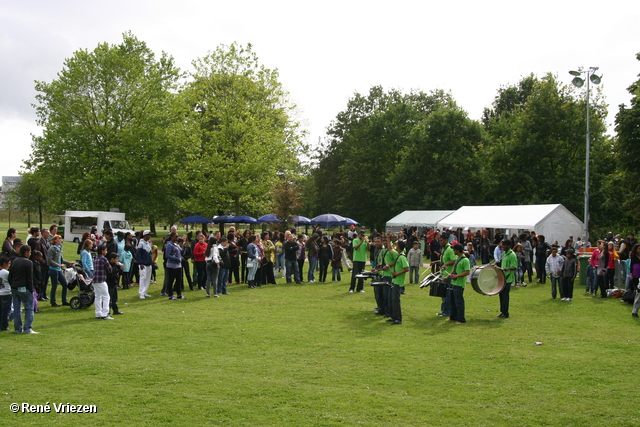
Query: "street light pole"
569 66 601 245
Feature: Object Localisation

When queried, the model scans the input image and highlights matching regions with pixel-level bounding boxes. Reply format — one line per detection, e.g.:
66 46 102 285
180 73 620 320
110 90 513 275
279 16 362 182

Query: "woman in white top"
205 237 220 297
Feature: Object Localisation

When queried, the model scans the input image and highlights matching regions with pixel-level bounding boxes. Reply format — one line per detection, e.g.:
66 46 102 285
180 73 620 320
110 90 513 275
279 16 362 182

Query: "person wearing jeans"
246 235 260 288
217 237 230 295
545 247 564 299
9 245 39 333
47 234 73 307
284 234 301 284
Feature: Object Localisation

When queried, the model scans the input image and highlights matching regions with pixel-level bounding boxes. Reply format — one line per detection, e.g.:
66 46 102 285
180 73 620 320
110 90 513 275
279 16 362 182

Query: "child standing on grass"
408 241 422 284
514 244 525 287
107 252 124 315
331 240 343 282
93 244 113 320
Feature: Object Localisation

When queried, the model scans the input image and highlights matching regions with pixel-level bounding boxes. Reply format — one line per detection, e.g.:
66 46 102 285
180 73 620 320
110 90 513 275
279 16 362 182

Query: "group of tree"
17 31 639 238
305 60 640 238
20 32 303 232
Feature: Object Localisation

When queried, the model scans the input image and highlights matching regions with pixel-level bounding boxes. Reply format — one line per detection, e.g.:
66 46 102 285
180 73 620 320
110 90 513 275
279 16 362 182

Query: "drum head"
471 264 505 296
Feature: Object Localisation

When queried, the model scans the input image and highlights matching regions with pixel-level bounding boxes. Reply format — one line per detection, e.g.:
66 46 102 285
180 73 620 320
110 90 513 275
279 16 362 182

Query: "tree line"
17 33 304 232
14 32 640 238
304 59 640 239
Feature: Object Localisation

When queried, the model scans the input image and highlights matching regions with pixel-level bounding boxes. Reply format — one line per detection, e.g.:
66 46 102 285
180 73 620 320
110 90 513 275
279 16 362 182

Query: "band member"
437 233 455 317
371 237 384 315
349 230 369 293
448 243 471 324
499 239 517 318
378 234 397 317
388 240 409 325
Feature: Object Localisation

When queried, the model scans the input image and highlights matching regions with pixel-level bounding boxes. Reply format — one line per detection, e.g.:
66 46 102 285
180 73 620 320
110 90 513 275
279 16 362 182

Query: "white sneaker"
349 290 354 293
144 294 153 298
358 290 365 293
139 295 146 299
567 298 572 301
23 329 40 334
103 316 114 320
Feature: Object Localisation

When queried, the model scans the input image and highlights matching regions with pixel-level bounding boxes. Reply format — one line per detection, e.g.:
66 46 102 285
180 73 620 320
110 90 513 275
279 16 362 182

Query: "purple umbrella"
229 215 259 224
257 214 280 224
309 213 347 227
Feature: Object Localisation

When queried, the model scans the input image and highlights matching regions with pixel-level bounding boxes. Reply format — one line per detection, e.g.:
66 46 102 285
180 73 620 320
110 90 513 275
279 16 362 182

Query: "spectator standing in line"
560 249 578 301
0 255 12 331
9 245 39 333
546 247 564 299
283 234 301 285
407 241 422 284
164 232 185 300
92 244 113 320
136 231 154 299
2 228 17 256
106 252 124 315
47 234 74 307
217 237 231 295
36 228 50 301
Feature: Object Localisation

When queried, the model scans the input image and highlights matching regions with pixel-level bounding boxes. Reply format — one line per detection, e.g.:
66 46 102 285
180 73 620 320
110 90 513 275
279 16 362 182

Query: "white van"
63 211 134 242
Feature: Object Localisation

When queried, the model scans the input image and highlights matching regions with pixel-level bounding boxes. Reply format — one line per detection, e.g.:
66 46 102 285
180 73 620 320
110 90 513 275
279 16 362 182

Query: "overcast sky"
1 0 638 177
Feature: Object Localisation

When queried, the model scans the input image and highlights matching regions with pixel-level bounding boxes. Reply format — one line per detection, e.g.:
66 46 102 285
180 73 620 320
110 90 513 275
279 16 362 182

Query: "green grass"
1 223 640 426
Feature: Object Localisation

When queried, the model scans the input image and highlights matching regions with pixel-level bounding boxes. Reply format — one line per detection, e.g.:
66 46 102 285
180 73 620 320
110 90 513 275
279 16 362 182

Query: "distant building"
0 176 22 209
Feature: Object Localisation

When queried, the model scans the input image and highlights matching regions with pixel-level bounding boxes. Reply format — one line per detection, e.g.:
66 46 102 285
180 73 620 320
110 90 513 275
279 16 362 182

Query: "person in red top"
606 241 616 289
588 246 600 295
193 233 207 290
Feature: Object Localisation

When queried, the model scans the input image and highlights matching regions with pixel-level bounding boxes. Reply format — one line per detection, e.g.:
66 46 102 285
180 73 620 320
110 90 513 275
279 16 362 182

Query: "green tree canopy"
479 73 610 224
178 43 302 217
615 52 640 227
27 32 182 228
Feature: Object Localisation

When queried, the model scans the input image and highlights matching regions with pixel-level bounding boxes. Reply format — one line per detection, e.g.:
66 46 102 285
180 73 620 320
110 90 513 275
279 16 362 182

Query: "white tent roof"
386 210 455 228
437 204 584 242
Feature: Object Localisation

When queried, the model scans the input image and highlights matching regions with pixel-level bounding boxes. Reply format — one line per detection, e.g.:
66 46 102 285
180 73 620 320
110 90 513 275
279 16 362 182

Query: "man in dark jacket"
8 245 39 334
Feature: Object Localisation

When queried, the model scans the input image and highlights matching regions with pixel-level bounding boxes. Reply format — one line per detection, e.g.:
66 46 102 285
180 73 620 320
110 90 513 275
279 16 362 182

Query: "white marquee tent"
437 204 584 243
386 210 455 232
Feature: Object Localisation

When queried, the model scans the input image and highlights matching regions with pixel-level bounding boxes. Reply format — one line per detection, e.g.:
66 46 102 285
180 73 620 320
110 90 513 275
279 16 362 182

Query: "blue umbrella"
211 215 235 224
310 213 347 227
179 215 212 224
229 215 259 224
293 215 311 224
343 217 360 226
257 214 280 224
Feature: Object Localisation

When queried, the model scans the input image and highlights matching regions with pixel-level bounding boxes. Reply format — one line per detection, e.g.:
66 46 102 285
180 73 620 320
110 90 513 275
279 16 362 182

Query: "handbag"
247 259 255 268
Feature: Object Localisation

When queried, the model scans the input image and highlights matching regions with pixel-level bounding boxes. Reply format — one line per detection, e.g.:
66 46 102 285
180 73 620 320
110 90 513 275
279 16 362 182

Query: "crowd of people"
1 223 638 333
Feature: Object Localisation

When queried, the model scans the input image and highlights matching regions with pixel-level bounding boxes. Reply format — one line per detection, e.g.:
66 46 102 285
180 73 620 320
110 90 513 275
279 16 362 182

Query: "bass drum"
470 264 505 296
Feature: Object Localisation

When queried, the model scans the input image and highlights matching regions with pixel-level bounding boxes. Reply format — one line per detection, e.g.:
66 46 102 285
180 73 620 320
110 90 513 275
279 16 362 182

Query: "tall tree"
310 87 453 230
12 171 50 228
26 32 182 229
179 43 302 217
388 103 485 213
615 52 640 228
480 73 609 223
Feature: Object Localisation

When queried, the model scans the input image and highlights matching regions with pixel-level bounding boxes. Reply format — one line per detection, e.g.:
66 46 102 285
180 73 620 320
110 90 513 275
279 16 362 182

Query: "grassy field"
1 223 639 426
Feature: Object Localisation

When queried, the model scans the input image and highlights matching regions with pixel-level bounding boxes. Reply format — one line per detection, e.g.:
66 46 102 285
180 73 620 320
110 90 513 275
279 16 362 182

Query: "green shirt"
442 243 455 274
452 255 471 288
501 249 517 283
379 248 397 277
392 253 409 286
352 238 368 262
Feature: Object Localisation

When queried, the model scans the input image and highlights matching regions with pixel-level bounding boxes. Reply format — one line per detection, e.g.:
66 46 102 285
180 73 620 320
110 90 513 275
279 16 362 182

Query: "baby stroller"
66 264 95 309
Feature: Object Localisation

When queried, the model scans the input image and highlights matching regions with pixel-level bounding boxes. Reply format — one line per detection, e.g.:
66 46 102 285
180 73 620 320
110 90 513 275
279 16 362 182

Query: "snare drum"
470 264 505 296
428 280 448 298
